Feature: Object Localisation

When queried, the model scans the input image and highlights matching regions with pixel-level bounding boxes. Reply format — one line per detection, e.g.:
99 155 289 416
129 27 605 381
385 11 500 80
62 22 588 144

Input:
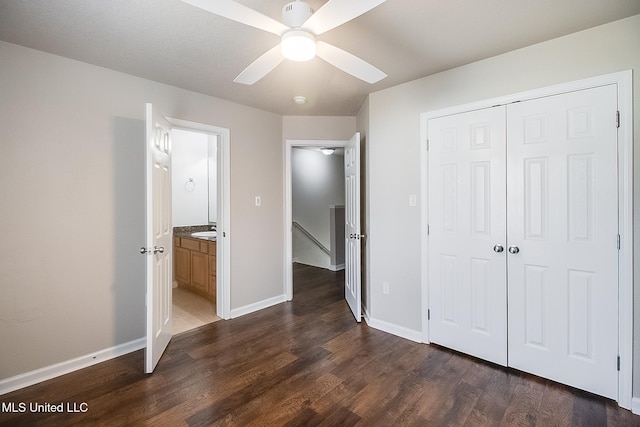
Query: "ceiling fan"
181 0 388 85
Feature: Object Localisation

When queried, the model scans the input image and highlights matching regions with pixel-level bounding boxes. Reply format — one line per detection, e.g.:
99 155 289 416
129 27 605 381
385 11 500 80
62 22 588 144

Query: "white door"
144 103 173 373
345 132 362 322
428 106 508 365
507 85 619 398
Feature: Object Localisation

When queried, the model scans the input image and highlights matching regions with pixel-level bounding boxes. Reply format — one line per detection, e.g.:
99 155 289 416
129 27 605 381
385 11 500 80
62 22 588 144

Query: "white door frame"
420 70 633 409
284 139 347 300
169 117 231 320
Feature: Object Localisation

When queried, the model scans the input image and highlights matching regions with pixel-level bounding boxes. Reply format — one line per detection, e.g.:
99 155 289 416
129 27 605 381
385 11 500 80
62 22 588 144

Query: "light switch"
255 196 261 207
383 282 390 295
409 194 417 207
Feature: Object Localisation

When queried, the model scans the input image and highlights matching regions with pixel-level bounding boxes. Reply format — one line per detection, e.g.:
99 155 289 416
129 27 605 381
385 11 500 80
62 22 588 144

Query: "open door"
143 103 173 373
345 132 362 322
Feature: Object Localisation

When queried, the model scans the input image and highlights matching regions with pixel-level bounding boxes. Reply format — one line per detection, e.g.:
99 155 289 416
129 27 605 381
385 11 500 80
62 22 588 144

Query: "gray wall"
0 40 284 380
356 99 370 315
364 14 640 396
282 116 355 141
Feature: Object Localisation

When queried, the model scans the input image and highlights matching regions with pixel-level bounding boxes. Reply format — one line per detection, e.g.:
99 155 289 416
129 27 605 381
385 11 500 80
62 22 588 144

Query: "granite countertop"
173 225 217 241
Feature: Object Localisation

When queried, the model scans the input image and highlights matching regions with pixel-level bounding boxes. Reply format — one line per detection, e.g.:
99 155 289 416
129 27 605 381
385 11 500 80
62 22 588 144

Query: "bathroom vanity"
173 227 216 303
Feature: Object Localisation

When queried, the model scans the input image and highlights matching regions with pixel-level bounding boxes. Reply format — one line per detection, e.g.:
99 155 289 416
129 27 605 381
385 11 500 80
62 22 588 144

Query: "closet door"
428 106 507 366
506 85 619 399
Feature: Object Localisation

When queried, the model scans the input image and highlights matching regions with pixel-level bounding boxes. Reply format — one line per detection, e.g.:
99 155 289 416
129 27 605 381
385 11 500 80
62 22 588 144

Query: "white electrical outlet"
255 196 261 207
383 282 390 295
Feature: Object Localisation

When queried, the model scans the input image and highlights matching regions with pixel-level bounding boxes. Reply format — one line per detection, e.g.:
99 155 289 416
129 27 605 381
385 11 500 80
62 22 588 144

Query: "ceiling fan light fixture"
281 30 316 62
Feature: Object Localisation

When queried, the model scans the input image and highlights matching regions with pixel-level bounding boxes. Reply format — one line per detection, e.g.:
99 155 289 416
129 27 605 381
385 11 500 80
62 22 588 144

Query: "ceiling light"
281 30 316 62
321 148 335 156
293 96 307 105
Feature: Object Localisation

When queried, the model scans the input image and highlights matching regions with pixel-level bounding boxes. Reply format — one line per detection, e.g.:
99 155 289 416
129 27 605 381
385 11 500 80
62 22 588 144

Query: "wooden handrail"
292 221 331 256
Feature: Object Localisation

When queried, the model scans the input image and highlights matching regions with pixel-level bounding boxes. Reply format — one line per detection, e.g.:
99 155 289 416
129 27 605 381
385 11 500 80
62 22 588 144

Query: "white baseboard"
632 397 640 415
363 311 422 343
329 263 345 271
0 338 145 396
230 294 286 319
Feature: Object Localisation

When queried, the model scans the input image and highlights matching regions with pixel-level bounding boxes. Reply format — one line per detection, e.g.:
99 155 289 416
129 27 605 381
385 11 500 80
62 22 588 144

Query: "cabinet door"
208 255 217 300
208 242 217 300
190 251 209 292
427 105 507 366
174 246 191 285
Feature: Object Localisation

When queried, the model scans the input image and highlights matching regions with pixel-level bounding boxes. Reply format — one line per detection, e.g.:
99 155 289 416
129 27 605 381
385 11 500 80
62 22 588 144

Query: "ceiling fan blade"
302 0 386 35
233 44 284 85
181 0 289 36
316 41 386 84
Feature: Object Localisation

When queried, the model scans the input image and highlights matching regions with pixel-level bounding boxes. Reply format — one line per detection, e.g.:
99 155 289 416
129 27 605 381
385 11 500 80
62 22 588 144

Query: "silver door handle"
493 245 504 253
153 246 165 254
140 247 150 254
508 245 520 254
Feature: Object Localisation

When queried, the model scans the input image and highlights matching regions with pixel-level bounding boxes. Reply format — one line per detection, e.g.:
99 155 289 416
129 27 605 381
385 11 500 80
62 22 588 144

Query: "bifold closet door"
428 106 507 366
506 85 619 399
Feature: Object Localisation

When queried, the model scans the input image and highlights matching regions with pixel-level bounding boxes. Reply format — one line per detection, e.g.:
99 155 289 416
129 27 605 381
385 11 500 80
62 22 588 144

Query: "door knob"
508 245 520 254
153 246 165 254
493 245 504 253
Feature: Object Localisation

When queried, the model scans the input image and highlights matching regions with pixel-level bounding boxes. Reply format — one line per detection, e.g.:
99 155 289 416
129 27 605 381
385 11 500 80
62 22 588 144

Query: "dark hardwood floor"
1 263 638 426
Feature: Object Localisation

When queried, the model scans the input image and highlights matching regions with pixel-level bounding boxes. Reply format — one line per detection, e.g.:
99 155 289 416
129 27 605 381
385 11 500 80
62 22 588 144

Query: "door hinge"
617 355 621 371
617 234 621 250
427 224 429 236
616 111 620 128
427 309 430 320
426 140 429 151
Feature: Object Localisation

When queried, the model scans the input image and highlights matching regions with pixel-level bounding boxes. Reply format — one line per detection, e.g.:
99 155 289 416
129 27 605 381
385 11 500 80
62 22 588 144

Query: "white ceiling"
1 0 639 116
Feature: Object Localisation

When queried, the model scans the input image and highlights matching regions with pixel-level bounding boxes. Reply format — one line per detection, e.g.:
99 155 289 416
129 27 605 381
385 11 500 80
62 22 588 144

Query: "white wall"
0 40 284 381
291 148 344 269
172 129 209 227
208 135 218 224
365 14 640 394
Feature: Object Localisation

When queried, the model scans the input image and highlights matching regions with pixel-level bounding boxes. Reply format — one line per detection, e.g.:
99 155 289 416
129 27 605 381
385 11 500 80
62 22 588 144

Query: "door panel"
345 132 362 322
428 106 507 366
145 103 173 373
507 85 618 398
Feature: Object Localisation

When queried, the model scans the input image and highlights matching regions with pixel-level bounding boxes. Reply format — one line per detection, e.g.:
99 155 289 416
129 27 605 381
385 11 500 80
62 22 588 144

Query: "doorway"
168 118 231 325
284 140 348 300
171 128 220 334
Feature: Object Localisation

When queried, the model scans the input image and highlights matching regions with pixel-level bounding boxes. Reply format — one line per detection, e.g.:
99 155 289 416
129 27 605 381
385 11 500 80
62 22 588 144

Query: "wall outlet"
382 282 390 295
255 196 261 207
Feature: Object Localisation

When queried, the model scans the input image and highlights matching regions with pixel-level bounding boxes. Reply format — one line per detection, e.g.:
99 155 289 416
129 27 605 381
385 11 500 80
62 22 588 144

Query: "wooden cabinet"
190 251 209 292
174 245 191 285
208 243 217 304
173 236 217 302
